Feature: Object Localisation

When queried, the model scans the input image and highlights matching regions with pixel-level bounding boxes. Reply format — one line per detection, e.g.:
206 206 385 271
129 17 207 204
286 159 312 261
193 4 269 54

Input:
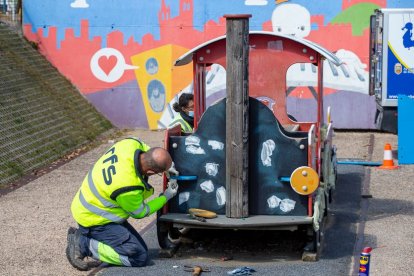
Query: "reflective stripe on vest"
127 202 148 217
169 115 192 133
87 167 117 208
79 191 125 223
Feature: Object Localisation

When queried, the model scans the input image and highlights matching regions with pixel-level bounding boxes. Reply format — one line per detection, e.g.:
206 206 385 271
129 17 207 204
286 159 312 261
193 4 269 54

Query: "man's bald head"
140 147 172 175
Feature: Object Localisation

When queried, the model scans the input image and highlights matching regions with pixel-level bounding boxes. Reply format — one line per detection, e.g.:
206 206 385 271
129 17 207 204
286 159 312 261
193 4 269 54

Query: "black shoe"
66 227 89 271
146 259 156 266
86 259 103 268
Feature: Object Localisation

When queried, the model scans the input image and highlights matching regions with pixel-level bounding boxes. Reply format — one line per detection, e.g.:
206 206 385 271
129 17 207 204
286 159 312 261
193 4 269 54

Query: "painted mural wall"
22 0 413 129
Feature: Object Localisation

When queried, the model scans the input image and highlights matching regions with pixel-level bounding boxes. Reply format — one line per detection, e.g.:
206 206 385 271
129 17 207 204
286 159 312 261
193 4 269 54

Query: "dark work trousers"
78 221 149 267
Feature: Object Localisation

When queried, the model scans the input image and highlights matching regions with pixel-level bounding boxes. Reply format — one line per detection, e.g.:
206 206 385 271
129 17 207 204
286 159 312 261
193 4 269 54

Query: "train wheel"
156 210 181 258
302 226 319 261
156 210 178 249
302 214 326 262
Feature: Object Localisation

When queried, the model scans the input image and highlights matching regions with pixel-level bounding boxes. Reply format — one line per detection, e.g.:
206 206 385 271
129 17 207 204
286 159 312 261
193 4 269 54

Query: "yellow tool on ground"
184 265 210 276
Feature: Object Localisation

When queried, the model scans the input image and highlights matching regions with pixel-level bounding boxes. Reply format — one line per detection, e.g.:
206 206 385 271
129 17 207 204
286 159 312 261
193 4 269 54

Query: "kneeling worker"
67 138 179 270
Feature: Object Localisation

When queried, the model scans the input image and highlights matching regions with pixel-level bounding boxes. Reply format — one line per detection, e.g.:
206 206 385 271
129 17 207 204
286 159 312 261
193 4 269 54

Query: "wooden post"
224 14 251 218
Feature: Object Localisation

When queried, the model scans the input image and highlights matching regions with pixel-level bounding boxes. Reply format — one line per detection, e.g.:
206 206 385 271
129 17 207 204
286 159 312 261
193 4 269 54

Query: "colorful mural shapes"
131 44 192 129
401 22 414 49
158 63 227 129
268 3 369 95
90 48 138 83
271 3 310 37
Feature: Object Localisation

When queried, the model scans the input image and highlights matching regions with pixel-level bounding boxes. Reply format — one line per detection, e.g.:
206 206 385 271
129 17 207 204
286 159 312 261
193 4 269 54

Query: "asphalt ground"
0 130 412 276
94 164 362 276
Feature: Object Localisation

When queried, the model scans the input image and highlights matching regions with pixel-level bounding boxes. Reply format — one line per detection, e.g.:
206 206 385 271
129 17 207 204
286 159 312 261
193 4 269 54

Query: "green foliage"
0 24 113 187
5 162 24 177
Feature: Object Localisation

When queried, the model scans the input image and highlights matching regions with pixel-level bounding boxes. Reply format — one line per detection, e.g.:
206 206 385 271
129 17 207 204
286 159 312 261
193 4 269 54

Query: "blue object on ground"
337 160 382 166
227 266 256 275
169 175 198 181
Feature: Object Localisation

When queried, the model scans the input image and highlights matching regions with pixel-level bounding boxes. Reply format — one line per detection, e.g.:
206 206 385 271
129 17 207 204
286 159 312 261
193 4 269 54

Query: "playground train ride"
157 15 340 261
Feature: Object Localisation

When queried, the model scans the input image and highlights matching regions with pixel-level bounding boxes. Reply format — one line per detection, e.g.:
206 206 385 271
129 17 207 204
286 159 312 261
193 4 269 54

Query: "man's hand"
167 162 179 177
164 179 178 200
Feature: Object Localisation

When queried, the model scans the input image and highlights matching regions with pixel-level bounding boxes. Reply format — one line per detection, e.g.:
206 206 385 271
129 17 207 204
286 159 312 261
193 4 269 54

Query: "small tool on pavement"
227 266 256 275
184 265 211 276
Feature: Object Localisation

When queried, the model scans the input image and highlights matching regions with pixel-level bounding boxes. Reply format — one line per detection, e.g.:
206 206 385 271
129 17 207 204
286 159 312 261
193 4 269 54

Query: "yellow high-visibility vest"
71 138 153 227
169 113 193 133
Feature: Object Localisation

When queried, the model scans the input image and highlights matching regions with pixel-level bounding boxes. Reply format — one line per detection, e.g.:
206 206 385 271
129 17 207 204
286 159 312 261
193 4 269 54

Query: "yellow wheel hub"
290 166 319 195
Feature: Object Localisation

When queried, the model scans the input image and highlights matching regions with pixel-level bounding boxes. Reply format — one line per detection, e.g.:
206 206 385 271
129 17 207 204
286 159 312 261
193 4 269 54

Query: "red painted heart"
98 55 117 76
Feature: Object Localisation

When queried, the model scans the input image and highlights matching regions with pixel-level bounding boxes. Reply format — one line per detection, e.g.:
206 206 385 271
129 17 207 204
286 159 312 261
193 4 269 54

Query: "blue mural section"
24 0 163 46
388 0 414 8
23 0 414 48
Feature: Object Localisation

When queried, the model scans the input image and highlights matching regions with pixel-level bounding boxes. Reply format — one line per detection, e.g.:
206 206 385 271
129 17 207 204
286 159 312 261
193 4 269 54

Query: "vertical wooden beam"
224 14 251 218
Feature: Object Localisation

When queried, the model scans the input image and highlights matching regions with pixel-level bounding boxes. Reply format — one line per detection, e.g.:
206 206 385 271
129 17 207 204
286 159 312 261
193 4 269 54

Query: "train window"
205 63 227 108
286 62 318 123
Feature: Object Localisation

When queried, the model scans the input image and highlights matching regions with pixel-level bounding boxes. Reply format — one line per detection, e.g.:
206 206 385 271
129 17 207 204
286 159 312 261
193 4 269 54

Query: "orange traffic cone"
379 143 398 170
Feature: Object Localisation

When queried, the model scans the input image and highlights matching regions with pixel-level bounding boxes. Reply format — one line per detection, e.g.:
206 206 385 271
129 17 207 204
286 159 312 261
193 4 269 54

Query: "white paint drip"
178 192 190 205
267 195 282 209
186 145 206 155
185 136 205 154
205 163 219 176
216 186 226 206
208 140 224 150
200 180 214 193
261 139 276 167
280 198 296 213
185 135 200 146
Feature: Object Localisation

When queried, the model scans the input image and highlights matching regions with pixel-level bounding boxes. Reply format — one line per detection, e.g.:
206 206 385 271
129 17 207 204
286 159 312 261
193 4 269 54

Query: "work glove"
167 162 179 178
164 179 178 200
